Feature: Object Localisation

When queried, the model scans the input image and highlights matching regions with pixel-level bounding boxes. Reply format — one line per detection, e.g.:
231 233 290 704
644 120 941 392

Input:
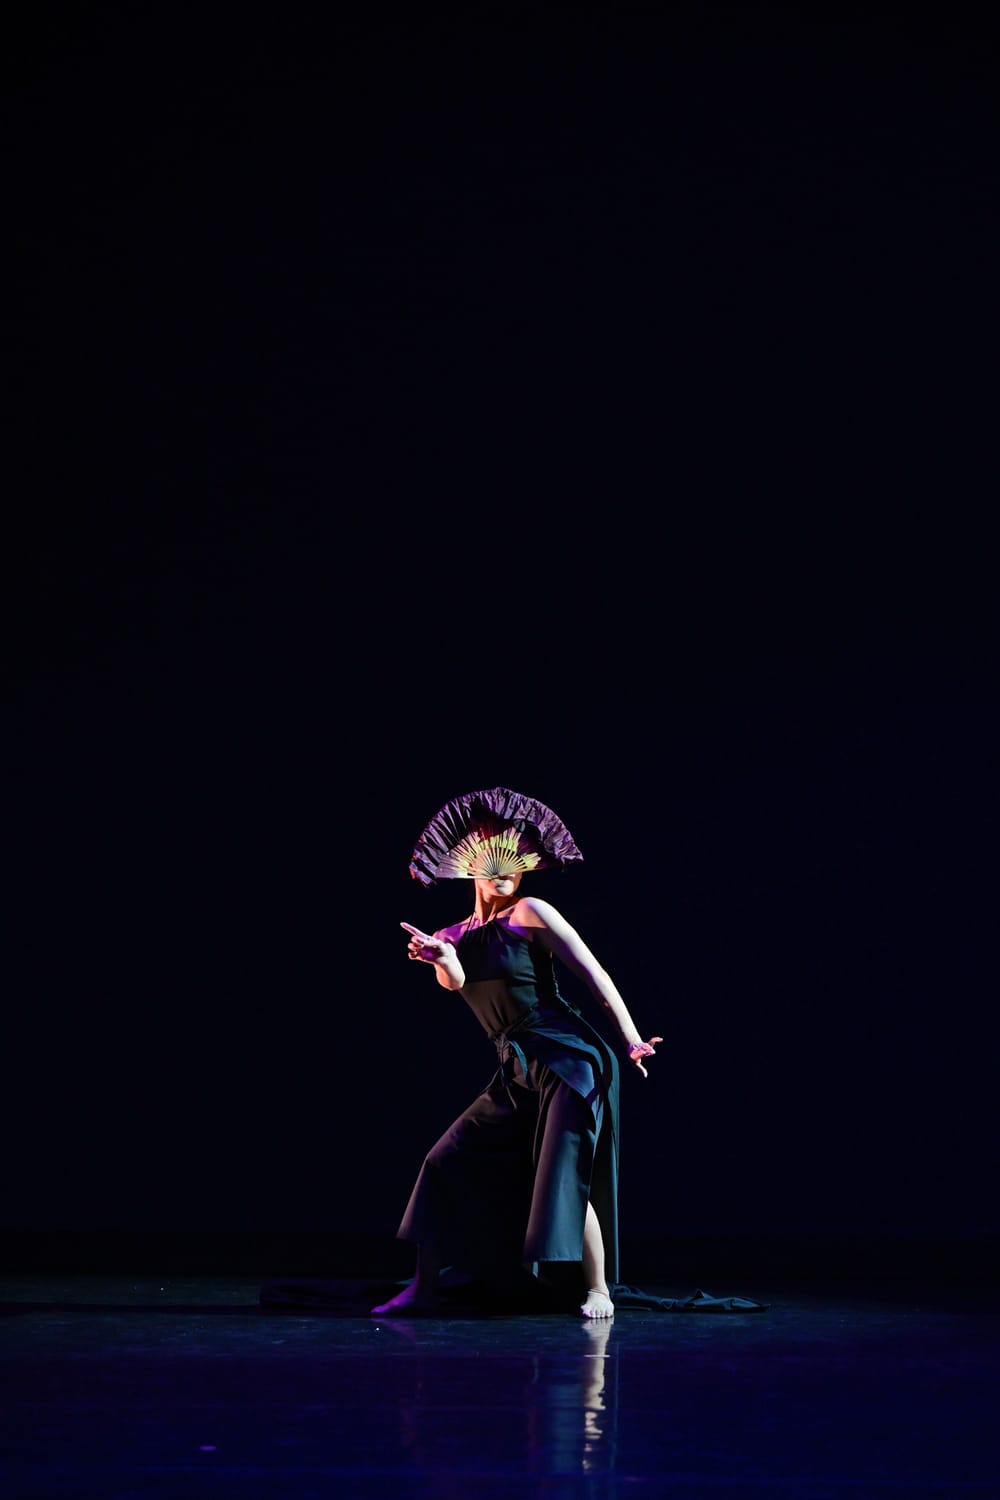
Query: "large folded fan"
408 785 584 886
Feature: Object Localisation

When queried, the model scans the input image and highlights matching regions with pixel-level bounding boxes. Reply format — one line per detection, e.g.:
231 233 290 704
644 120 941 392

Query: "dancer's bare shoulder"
505 896 568 942
510 895 568 931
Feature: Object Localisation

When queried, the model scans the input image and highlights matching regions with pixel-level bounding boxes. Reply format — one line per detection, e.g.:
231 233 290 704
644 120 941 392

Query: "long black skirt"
396 1053 616 1284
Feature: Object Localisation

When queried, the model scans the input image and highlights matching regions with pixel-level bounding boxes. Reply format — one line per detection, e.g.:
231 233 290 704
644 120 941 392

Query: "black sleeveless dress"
396 919 622 1284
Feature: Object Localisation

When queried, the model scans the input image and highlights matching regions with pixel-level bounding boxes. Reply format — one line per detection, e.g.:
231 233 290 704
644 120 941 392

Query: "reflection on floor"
2 1270 999 1497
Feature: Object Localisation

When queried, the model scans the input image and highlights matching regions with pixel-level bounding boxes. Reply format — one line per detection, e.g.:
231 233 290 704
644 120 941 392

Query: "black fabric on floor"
257 1275 770 1314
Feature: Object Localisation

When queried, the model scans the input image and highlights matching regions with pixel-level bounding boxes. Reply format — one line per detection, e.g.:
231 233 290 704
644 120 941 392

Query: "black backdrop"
6 2 998 1273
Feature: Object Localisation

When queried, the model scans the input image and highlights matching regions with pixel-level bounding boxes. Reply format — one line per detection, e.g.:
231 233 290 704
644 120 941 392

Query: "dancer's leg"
371 1244 443 1316
580 1201 614 1319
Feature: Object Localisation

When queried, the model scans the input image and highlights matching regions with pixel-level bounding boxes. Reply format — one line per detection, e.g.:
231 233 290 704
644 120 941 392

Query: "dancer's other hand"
627 1037 664 1078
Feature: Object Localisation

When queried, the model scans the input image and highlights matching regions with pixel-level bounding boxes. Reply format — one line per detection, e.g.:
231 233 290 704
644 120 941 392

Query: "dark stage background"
5 3 998 1277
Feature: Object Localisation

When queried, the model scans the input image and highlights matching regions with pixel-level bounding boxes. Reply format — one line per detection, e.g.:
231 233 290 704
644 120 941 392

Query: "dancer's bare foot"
371 1282 440 1317
580 1286 615 1319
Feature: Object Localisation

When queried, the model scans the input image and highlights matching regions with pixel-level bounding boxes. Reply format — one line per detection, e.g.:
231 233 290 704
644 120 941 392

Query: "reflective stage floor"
2 1268 998 1497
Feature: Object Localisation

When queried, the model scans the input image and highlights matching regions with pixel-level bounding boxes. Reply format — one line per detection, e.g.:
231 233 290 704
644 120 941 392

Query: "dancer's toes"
580 1287 615 1319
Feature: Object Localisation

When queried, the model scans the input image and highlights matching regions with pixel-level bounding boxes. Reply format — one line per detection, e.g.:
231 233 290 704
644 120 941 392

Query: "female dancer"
372 858 661 1320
